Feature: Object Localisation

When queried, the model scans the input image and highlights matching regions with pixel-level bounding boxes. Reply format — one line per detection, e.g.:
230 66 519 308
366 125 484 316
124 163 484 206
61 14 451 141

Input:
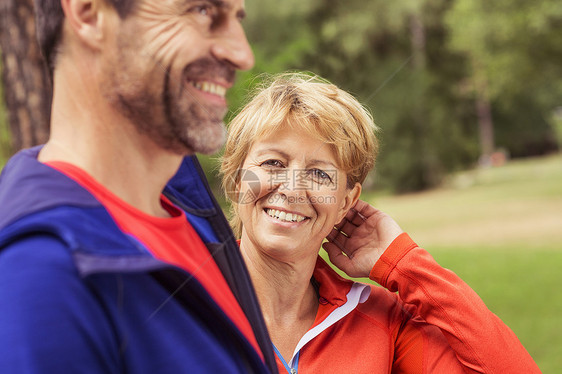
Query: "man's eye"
188 4 214 17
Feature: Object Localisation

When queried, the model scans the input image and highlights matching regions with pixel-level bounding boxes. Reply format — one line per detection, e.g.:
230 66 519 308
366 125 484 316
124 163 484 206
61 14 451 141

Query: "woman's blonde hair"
220 72 379 237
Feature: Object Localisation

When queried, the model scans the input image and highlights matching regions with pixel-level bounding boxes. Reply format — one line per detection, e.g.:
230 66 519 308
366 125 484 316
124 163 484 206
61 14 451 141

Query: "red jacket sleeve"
370 233 541 374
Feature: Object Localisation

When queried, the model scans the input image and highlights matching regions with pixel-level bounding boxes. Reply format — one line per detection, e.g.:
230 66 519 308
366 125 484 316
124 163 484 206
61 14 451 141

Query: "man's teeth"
266 209 305 223
191 81 226 98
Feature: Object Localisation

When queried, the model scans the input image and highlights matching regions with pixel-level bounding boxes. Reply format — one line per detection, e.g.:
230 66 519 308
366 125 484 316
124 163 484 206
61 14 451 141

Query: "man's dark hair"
34 0 136 73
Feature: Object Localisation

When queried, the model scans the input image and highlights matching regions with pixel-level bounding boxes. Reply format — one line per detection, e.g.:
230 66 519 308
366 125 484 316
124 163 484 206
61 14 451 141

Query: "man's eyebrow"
180 0 225 9
212 0 247 19
208 0 227 8
182 0 246 19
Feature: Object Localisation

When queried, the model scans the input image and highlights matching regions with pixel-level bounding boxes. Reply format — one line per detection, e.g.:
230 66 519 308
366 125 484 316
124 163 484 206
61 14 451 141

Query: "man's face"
101 0 254 155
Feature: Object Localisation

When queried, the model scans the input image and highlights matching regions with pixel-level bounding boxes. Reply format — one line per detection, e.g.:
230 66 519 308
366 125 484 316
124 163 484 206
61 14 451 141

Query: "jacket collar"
165 156 218 217
313 256 354 306
0 146 98 230
0 147 217 231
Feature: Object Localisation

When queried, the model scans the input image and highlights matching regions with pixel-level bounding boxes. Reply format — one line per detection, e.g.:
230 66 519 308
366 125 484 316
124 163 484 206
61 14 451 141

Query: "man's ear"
61 0 107 51
336 182 362 223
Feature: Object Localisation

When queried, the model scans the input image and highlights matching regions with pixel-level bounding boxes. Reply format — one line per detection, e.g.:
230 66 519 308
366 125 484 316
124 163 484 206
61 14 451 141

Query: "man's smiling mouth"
189 80 227 99
265 208 307 223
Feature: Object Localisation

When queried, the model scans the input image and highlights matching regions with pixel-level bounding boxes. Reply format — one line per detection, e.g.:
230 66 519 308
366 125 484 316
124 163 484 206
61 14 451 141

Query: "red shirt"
46 162 261 356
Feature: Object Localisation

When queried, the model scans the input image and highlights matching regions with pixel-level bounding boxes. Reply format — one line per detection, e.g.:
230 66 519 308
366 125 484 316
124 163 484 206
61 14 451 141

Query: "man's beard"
163 58 234 155
104 56 234 156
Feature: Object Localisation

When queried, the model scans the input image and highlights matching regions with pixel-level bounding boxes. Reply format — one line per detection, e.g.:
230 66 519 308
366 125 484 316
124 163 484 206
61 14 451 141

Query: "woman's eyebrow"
308 159 337 168
254 147 290 159
255 149 337 168
253 145 337 167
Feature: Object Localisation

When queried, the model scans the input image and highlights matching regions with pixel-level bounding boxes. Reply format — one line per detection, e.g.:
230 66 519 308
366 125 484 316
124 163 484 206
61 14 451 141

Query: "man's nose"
211 19 255 71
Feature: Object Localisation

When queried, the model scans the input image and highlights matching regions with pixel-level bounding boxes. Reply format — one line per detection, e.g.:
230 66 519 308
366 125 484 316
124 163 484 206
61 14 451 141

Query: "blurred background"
1 0 561 371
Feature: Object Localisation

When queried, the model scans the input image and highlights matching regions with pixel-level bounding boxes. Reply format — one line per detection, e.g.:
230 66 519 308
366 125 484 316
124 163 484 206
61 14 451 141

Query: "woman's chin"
255 232 321 260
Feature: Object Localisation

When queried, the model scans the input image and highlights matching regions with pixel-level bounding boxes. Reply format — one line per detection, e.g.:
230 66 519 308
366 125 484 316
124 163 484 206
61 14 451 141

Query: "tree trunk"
409 13 440 188
475 85 495 161
0 0 51 155
471 58 495 164
410 13 426 70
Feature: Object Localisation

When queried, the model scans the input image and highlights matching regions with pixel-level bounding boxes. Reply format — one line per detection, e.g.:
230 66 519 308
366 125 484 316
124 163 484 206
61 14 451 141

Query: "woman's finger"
336 220 358 238
326 227 347 248
322 242 354 274
344 208 367 226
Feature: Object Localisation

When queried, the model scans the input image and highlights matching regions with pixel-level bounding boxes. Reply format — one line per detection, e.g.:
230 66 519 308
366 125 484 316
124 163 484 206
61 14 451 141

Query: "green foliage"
447 0 562 102
446 0 562 158
225 0 315 123
493 94 558 157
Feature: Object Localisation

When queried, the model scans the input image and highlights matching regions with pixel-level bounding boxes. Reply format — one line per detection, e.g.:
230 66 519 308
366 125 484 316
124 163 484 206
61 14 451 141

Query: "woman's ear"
336 182 362 223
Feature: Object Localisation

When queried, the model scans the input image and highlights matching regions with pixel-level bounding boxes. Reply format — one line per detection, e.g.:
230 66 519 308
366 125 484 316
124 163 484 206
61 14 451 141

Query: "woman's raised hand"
322 200 404 278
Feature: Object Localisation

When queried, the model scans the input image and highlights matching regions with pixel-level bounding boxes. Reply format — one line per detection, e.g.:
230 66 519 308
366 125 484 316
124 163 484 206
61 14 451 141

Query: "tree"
225 0 315 117
300 0 477 192
0 0 51 155
446 0 562 159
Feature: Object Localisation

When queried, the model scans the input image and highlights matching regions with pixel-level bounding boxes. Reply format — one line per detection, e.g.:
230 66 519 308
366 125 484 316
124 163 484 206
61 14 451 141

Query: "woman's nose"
276 169 309 201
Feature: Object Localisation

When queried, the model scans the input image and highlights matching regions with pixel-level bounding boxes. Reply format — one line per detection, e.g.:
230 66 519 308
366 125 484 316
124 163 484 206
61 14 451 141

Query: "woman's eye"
260 159 284 168
310 169 333 184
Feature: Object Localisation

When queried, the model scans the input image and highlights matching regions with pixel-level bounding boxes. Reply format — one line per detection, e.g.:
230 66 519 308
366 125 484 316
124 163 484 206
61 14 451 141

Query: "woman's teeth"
190 81 226 98
266 209 305 223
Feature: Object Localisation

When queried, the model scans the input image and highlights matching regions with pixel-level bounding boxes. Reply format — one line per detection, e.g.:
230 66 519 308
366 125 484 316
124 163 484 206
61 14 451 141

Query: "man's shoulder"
0 234 78 281
0 147 100 230
0 203 143 263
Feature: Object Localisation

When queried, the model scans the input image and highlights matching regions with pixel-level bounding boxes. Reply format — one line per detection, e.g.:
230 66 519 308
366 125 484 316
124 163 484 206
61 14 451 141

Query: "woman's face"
237 124 360 261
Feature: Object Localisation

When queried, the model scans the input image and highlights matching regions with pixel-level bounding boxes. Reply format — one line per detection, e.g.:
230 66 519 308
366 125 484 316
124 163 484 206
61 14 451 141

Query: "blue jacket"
0 147 277 374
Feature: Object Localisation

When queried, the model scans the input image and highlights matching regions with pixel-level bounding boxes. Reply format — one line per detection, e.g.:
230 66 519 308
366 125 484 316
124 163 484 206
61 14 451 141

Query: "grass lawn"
358 153 562 372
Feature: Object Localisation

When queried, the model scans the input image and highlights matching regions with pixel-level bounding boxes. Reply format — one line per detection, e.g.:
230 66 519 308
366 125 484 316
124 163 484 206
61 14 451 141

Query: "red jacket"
277 233 540 373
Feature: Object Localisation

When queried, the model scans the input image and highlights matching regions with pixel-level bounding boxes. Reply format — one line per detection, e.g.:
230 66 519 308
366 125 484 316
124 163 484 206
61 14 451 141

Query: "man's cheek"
141 22 199 65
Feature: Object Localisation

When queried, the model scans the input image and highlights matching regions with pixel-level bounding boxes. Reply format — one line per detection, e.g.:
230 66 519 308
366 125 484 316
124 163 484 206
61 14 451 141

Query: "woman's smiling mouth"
264 208 308 223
